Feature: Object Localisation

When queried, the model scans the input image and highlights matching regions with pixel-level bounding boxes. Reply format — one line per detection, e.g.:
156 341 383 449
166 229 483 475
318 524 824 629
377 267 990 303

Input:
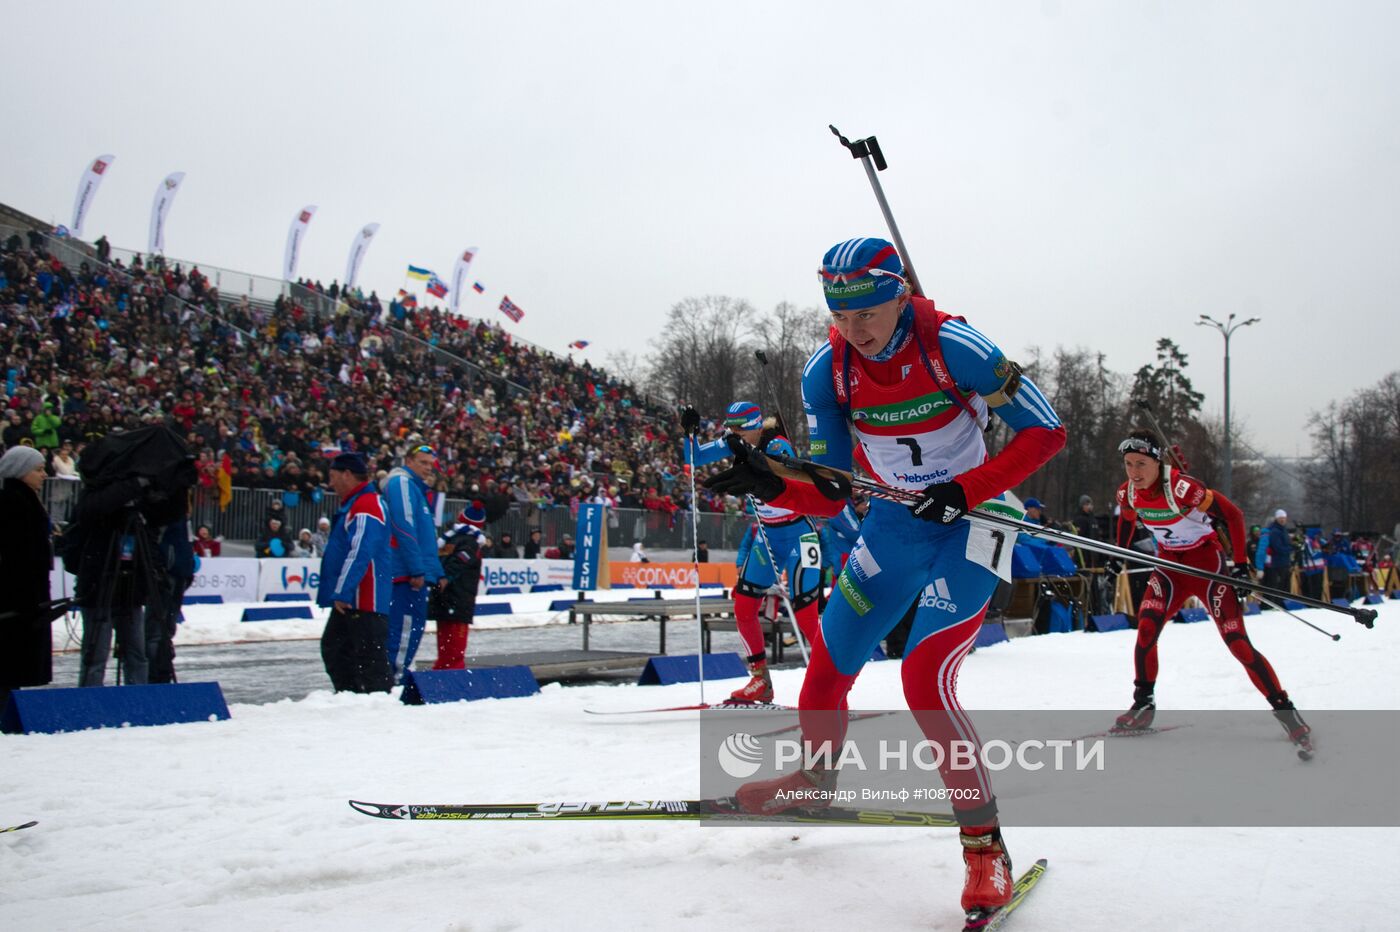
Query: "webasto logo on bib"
851 393 950 426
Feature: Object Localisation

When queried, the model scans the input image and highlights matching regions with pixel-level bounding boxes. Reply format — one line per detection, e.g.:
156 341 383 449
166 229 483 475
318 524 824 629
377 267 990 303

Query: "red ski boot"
1113 682 1156 732
960 825 1014 928
729 661 773 704
735 766 836 814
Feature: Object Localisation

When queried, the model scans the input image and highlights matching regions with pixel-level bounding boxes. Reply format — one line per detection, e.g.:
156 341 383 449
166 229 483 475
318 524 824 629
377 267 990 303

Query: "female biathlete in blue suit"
685 401 822 702
706 238 1064 925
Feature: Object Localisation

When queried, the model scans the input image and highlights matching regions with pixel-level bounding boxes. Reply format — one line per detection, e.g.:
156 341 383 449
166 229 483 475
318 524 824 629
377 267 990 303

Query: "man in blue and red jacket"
317 452 393 693
381 443 443 684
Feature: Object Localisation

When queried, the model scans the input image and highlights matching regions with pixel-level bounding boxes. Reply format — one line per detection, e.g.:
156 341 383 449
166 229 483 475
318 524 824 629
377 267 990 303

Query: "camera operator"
71 426 196 687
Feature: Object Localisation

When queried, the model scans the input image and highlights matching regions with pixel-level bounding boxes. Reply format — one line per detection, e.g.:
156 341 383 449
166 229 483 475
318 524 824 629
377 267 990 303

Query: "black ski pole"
762 449 1379 628
1132 399 1190 472
830 125 923 297
1253 592 1342 641
753 350 792 445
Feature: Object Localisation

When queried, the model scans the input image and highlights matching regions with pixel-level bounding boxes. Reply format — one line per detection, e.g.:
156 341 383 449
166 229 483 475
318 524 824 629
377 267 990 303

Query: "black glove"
910 480 968 524
1103 557 1124 584
703 435 785 502
1230 562 1254 601
680 406 701 435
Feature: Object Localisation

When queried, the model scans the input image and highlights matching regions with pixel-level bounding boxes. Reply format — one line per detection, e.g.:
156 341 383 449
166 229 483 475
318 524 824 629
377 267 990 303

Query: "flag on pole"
498 296 524 323
569 340 589 350
283 205 317 281
426 275 448 299
472 282 485 294
148 171 186 254
406 264 433 281
397 289 418 309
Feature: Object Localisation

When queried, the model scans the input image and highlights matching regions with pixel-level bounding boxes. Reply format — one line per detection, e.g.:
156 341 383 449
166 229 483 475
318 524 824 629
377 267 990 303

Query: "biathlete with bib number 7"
684 401 823 703
704 237 1065 926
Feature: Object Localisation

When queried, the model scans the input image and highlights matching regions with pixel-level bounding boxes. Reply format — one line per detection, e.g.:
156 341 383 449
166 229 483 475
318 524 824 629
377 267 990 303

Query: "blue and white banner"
481 559 575 592
449 246 477 314
256 558 324 601
572 503 605 590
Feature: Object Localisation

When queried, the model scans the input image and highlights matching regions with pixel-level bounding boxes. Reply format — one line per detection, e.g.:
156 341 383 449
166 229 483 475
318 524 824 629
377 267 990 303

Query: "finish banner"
572 504 609 590
71 153 115 238
147 171 185 254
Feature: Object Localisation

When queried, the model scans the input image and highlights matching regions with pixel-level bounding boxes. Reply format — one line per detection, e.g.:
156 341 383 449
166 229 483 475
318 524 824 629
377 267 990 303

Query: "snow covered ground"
6 600 1399 931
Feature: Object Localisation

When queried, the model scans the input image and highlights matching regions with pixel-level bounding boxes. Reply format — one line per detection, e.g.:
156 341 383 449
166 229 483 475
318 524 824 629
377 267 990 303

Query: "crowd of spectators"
2 229 747 539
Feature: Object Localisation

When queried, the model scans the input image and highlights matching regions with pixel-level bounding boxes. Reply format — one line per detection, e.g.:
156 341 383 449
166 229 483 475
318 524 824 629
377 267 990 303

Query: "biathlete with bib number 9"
684 401 823 703
703 237 1065 925
1110 429 1314 758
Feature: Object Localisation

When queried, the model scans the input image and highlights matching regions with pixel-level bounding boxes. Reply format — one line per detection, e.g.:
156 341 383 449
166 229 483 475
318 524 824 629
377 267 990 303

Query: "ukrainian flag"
405 264 433 281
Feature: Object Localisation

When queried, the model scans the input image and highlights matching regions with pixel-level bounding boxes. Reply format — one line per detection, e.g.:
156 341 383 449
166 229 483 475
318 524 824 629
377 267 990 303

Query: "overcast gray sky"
3 0 1396 455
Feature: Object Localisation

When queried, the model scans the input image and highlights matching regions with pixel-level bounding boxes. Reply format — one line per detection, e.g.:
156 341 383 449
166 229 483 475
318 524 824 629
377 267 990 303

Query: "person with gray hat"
0 446 55 710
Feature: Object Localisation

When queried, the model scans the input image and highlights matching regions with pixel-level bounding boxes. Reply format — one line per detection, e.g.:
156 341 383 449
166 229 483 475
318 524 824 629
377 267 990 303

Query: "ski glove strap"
910 480 968 524
703 435 786 502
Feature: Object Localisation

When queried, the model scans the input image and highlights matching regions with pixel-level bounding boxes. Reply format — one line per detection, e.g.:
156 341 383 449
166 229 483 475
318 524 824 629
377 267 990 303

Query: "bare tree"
644 295 752 416
745 301 829 449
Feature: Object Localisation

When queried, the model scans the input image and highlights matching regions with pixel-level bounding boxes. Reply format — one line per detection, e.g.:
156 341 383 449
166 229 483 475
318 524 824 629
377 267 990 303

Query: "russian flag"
472 282 485 293
569 340 589 350
426 276 448 298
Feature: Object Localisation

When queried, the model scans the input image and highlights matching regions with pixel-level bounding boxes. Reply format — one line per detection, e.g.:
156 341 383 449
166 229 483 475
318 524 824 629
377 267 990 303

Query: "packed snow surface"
6 599 1399 931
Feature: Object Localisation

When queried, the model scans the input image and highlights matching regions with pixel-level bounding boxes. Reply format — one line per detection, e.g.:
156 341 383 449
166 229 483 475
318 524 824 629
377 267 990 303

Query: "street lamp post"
1196 313 1260 497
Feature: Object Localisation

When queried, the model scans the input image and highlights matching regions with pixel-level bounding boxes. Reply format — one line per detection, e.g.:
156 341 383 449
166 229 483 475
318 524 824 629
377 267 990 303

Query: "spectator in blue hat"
317 452 393 693
1023 497 1046 526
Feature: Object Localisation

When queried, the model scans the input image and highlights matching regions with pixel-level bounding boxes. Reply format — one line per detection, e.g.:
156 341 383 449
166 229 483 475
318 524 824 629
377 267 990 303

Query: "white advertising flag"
343 222 380 289
449 246 477 314
283 205 318 282
147 171 186 254
70 153 115 239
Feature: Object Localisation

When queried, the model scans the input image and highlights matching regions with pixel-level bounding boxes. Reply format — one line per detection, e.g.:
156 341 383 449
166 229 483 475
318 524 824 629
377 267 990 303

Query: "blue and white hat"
723 401 763 431
819 237 906 311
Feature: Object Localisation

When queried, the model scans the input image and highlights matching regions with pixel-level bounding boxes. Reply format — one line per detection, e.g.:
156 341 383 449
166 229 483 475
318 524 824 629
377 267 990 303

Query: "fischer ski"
1 820 38 834
1075 723 1191 741
584 701 794 715
349 798 956 827
964 858 1049 931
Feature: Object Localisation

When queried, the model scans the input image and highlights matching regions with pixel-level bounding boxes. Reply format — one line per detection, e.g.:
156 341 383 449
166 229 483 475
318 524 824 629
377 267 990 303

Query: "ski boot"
1273 704 1314 761
729 660 773 704
735 765 836 814
960 825 1014 930
1113 681 1156 733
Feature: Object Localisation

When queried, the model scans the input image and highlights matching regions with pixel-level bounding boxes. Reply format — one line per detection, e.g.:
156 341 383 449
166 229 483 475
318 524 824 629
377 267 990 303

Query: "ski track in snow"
6 600 1399 930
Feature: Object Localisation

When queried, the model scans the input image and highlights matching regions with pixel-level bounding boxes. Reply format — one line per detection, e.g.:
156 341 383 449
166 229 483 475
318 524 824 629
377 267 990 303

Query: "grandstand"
0 207 752 550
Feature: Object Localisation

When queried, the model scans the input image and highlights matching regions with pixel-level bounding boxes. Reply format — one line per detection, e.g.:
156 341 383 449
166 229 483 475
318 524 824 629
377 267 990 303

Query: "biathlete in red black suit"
705 237 1065 923
1110 430 1312 754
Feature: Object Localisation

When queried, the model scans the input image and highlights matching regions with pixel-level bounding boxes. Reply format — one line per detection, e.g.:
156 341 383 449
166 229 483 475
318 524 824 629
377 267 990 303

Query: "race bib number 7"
798 532 822 570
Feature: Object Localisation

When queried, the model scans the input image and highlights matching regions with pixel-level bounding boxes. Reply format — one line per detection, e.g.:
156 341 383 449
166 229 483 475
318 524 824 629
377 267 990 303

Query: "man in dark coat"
0 447 55 711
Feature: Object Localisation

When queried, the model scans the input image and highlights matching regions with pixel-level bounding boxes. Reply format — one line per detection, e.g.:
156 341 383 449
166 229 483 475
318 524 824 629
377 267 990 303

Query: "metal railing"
40 478 753 551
